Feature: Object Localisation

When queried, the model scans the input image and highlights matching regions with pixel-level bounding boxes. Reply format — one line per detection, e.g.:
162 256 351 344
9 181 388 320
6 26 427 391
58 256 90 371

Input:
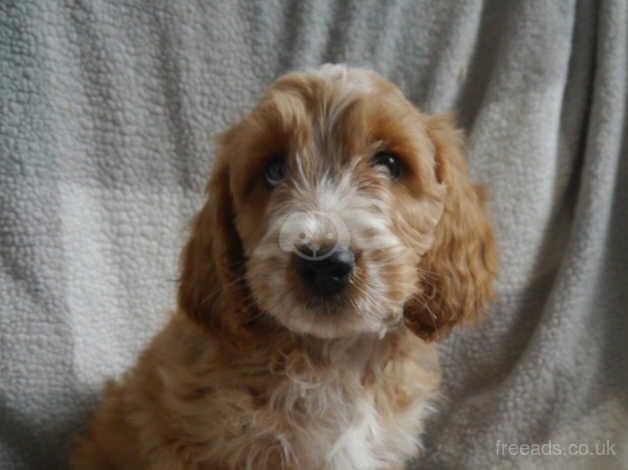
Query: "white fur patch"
250 337 435 470
312 63 374 94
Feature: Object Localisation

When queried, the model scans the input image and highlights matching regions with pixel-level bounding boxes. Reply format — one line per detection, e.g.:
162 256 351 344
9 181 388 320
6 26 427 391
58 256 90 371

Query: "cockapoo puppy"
71 64 498 470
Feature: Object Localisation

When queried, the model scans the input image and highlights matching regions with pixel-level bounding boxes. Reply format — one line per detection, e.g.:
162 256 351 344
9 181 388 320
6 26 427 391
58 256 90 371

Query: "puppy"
71 64 498 470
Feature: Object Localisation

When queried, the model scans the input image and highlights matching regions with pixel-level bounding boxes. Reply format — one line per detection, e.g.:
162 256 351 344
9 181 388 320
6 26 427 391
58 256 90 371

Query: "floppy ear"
404 115 498 341
177 154 258 337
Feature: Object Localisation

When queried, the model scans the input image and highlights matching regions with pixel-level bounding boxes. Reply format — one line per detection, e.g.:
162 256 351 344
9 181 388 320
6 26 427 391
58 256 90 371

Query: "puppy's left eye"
372 151 401 180
264 157 286 187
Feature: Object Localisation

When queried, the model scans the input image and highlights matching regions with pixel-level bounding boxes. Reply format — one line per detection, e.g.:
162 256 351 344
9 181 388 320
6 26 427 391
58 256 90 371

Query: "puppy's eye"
372 151 401 180
264 157 286 187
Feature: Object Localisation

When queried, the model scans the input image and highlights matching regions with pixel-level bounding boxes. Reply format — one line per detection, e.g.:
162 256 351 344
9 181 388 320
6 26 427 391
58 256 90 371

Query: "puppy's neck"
217 323 409 377
299 331 400 368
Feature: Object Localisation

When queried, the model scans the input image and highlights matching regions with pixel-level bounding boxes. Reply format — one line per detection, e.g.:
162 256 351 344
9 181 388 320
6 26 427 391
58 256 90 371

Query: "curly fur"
71 65 498 470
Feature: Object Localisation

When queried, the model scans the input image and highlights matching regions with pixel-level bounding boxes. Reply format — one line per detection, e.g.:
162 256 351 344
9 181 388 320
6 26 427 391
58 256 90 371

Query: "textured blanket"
1 1 626 469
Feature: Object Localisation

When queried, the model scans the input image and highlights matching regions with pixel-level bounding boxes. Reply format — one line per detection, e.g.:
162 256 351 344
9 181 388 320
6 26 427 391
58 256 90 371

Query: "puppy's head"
179 65 497 341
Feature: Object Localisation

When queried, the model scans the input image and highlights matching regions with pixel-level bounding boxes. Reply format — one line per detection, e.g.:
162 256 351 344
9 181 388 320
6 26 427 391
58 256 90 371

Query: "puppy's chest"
239 370 429 470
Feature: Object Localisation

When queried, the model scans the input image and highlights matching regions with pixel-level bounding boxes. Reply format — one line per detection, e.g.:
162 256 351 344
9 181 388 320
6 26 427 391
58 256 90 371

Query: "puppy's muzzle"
297 247 355 297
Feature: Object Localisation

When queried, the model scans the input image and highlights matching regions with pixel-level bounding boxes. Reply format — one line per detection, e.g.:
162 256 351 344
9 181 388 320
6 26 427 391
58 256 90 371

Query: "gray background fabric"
1 1 626 468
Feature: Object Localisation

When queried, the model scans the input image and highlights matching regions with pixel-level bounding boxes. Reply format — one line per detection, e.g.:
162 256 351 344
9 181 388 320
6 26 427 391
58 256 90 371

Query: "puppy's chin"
273 308 381 340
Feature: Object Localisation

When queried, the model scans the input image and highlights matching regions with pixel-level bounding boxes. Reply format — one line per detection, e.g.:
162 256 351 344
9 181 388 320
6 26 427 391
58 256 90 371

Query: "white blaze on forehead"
306 64 374 156
314 175 347 212
311 169 361 212
310 63 374 94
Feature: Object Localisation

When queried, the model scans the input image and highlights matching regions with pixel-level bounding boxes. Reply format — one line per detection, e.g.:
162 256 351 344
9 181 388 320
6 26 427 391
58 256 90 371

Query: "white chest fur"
148 321 440 470
290 380 431 470
210 336 440 470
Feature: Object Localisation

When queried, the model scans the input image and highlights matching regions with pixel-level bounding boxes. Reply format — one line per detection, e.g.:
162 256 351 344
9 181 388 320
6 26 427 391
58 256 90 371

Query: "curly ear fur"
177 155 259 339
404 115 498 341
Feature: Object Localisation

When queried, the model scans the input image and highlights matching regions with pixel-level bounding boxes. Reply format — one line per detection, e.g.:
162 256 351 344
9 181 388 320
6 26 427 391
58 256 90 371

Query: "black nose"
297 248 355 297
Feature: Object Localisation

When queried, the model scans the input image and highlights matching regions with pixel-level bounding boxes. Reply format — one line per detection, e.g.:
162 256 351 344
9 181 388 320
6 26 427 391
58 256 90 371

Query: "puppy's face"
179 65 497 341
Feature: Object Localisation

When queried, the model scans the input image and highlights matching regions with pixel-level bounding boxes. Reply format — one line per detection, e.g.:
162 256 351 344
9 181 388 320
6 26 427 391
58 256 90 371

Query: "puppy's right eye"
372 151 402 181
264 157 286 188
